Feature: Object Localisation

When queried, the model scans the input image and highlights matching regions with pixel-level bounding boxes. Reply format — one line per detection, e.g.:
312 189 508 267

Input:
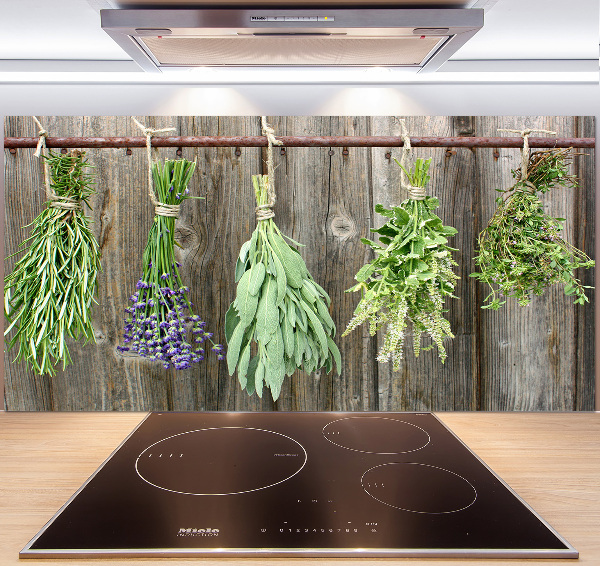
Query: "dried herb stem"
4 150 101 375
225 174 340 401
344 158 459 367
118 158 224 369
471 148 594 309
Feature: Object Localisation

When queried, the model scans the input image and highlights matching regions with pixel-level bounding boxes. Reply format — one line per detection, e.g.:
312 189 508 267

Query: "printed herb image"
4 150 101 375
471 148 594 309
118 158 224 369
344 158 459 368
226 174 341 401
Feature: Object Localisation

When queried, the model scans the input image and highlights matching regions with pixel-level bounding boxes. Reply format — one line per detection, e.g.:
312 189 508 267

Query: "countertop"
1 412 598 565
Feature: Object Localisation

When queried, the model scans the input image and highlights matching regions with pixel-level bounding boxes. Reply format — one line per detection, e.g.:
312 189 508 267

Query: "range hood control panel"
250 16 333 22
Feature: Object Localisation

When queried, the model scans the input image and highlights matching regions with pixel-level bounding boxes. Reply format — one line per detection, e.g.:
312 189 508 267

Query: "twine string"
132 117 179 218
32 116 82 212
399 119 425 200
498 128 557 181
32 116 48 159
257 116 283 221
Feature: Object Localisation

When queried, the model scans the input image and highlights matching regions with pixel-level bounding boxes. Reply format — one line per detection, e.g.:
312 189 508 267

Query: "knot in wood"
174 224 199 249
330 214 356 241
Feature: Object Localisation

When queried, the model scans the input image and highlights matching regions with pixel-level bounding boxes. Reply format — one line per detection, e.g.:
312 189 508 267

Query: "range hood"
100 8 483 73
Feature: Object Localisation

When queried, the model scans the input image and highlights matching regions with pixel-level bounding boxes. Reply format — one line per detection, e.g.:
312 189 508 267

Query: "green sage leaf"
248 262 266 295
271 251 287 306
326 335 342 373
226 322 245 374
268 231 306 288
237 342 252 389
255 276 279 341
244 355 259 395
225 302 240 343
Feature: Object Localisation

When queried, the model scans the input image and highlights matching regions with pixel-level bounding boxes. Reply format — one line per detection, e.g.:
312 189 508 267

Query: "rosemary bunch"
226 175 341 401
4 150 101 375
344 158 459 368
471 148 594 309
118 158 224 369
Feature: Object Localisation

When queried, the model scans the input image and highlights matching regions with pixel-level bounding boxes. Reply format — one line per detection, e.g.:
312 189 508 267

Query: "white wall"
0 82 598 115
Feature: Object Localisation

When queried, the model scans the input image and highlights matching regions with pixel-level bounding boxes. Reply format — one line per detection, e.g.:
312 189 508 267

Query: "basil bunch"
4 150 101 375
226 175 341 401
344 158 458 368
471 148 594 309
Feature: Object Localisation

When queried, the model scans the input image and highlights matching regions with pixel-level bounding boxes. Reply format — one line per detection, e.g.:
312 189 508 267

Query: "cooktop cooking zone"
20 412 577 559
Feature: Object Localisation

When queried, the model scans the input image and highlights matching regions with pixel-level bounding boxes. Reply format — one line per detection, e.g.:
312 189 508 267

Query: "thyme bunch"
4 150 101 375
118 158 224 369
344 158 459 368
471 148 594 309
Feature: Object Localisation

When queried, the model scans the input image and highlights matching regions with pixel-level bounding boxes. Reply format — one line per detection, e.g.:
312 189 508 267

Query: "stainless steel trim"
20 546 580 559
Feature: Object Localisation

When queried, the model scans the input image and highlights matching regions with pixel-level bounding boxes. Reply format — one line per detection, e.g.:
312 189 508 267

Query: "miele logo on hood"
178 527 220 537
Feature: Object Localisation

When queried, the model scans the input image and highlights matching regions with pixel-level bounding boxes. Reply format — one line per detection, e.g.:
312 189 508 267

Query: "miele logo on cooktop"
273 452 299 457
177 527 219 537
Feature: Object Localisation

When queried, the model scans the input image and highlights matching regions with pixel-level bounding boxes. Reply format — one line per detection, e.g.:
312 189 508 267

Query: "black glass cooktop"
20 412 577 559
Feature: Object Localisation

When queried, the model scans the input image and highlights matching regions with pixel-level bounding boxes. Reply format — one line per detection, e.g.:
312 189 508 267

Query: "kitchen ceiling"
0 0 598 77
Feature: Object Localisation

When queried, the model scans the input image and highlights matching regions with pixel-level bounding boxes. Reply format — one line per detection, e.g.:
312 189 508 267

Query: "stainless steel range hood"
100 8 483 72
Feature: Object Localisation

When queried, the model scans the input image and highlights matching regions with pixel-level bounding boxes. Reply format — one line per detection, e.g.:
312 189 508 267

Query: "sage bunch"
471 148 594 309
344 158 458 368
4 150 101 375
118 158 224 369
226 175 341 401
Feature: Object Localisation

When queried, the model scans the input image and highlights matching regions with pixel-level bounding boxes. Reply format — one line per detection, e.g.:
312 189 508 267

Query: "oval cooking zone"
322 416 430 454
361 462 477 514
135 427 307 495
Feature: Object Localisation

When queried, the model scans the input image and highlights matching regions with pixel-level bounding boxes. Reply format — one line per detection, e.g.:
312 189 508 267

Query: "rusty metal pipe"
4 136 595 149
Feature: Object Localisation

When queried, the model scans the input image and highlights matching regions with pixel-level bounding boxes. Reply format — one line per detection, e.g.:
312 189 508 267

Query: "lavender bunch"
118 158 224 369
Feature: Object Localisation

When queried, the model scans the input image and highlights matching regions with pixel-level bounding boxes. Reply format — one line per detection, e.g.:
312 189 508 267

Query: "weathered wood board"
3 116 595 411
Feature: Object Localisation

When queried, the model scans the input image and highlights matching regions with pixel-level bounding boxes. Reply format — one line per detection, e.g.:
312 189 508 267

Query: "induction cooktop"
20 412 577 559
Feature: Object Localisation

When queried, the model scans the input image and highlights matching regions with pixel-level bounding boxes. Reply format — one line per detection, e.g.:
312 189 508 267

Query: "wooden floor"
1 412 599 565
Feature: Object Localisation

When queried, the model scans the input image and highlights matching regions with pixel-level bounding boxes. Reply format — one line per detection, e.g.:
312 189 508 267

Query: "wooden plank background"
3 116 595 411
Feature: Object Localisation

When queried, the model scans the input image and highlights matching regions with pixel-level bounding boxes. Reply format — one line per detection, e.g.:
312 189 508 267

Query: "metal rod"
3 136 595 149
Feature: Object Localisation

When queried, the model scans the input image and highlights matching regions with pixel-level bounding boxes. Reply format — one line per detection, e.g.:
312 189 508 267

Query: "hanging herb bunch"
118 158 224 369
226 174 341 401
471 147 594 309
4 150 101 375
344 157 459 369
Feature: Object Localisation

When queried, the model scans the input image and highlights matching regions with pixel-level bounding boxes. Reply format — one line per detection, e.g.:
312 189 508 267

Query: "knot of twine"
48 194 83 211
32 115 48 158
32 116 83 212
399 118 425 200
133 117 178 218
257 116 283 221
498 128 557 181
